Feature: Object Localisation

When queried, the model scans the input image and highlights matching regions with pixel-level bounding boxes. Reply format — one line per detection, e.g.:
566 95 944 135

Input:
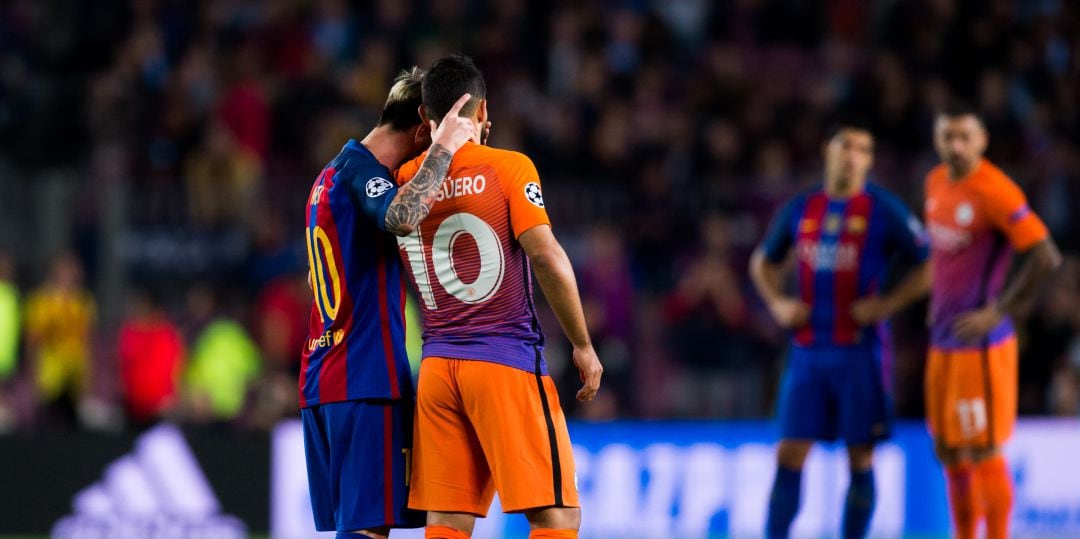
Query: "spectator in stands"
0 252 18 432
0 252 18 382
244 271 308 429
183 289 261 424
23 253 96 427
2 0 1079 424
116 289 185 427
184 121 261 228
568 225 637 419
1047 257 1080 416
663 214 762 417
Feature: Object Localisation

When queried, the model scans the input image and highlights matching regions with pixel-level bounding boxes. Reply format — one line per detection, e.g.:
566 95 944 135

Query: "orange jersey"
924 159 1048 350
393 142 551 373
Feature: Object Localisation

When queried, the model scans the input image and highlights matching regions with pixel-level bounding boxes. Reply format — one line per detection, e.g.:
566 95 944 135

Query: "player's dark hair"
421 53 486 122
937 100 981 121
825 114 875 147
377 67 425 131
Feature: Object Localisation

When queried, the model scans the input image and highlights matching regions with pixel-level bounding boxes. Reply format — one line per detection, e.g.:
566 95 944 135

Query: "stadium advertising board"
272 419 1080 538
2 419 1076 538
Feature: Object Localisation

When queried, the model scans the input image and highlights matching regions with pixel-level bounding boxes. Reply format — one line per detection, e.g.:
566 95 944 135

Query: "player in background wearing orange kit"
394 54 603 539
924 103 1062 539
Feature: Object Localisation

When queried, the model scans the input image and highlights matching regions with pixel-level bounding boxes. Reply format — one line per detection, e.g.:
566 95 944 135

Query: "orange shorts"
925 336 1018 448
408 357 579 516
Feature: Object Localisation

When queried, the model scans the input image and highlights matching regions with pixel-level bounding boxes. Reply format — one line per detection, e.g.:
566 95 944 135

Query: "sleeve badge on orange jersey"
524 182 545 208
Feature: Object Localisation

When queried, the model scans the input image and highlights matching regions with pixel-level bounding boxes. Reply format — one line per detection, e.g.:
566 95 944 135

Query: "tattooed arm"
384 144 453 236
384 93 478 236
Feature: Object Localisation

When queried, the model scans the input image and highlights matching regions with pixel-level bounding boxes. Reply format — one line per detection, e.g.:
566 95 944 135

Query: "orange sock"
528 530 578 539
976 455 1013 539
426 525 470 539
945 463 981 539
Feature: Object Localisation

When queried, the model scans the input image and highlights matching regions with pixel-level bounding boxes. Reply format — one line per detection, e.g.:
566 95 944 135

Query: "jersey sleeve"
760 198 799 263
878 190 930 263
347 169 398 232
499 152 552 239
981 174 1049 251
393 153 425 186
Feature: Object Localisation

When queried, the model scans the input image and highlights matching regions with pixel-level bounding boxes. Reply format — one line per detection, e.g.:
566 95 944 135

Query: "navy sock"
842 468 876 539
766 466 803 539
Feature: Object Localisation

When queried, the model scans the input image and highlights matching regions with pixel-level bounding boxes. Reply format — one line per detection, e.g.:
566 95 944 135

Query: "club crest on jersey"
846 215 867 234
524 182 545 208
799 219 818 233
825 215 842 234
365 177 394 198
955 202 974 226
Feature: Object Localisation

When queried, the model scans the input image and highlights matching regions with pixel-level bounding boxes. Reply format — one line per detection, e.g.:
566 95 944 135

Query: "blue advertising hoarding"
271 419 1080 538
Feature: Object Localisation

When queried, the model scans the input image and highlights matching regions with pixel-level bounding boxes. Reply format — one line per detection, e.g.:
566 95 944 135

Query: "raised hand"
430 93 477 154
385 93 477 236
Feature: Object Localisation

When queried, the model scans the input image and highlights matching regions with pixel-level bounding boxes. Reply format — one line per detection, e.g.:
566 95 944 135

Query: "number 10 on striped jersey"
306 225 342 323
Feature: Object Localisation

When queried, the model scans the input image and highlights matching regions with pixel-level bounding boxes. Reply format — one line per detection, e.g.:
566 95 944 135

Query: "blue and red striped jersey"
761 183 929 347
299 139 412 408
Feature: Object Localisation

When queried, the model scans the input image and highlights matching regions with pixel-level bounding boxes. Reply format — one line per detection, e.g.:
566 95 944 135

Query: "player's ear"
418 104 430 125
413 122 428 145
478 99 488 122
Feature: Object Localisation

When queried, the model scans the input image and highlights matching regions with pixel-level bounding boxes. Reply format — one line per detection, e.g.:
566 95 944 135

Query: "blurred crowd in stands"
0 0 1078 431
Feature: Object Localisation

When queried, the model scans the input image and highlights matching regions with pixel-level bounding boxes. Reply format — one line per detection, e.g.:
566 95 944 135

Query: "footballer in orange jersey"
395 55 602 539
924 103 1061 539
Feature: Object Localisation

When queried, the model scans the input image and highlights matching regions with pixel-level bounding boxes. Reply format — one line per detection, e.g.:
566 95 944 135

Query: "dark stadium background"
0 1 1078 538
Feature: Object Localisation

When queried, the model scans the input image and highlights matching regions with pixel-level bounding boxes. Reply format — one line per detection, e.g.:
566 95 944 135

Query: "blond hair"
378 67 425 130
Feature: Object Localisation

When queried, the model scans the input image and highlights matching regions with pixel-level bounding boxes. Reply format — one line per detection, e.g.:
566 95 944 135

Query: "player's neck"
360 126 413 171
824 179 865 199
946 160 980 182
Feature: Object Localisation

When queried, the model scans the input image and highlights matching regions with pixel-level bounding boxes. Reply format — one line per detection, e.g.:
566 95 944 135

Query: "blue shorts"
777 344 893 445
301 399 424 532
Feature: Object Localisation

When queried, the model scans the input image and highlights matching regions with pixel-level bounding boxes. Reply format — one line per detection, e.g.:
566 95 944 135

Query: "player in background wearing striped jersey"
300 68 478 539
750 122 932 539
394 54 602 539
924 104 1061 539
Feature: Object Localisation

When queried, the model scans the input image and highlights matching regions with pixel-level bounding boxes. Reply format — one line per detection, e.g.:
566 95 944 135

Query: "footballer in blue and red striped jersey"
761 183 928 352
300 138 422 535
300 140 411 408
298 68 495 538
751 123 931 539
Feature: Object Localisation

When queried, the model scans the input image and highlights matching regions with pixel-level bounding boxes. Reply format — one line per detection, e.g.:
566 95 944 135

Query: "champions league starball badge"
524 182 545 208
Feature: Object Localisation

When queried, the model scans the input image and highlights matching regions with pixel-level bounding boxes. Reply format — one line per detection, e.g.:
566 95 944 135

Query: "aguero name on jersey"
761 183 930 347
300 139 413 407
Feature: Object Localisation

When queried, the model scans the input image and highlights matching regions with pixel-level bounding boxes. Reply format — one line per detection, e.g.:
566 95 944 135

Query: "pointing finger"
446 93 472 118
